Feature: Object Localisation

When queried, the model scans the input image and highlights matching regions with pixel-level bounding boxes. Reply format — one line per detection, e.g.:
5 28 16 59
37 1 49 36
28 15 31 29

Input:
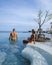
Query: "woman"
23 29 35 44
28 29 35 43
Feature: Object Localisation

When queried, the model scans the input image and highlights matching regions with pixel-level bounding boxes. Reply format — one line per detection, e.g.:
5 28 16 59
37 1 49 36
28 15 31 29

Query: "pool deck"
22 42 52 65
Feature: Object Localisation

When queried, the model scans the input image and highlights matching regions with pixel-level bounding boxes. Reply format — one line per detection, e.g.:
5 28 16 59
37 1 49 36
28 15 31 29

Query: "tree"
34 10 52 38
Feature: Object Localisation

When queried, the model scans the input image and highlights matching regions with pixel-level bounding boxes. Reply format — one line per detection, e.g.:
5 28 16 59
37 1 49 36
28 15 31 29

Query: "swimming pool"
0 32 31 65
0 32 52 65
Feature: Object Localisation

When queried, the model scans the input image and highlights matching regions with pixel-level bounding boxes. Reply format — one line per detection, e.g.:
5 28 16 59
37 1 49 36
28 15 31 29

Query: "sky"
0 0 52 31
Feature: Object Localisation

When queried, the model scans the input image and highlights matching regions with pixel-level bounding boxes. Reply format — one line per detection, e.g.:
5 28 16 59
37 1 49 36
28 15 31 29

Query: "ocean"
0 32 52 65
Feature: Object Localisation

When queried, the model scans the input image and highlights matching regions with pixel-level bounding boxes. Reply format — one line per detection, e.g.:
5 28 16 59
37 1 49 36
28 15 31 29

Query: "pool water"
0 32 31 65
0 32 52 65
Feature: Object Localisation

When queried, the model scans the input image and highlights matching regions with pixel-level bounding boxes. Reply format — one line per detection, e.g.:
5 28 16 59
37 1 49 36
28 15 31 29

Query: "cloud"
0 7 37 18
0 7 37 26
0 0 52 31
38 0 52 11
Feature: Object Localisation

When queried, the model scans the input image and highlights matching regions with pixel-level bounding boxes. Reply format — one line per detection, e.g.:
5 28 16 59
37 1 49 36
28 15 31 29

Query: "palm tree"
34 10 52 38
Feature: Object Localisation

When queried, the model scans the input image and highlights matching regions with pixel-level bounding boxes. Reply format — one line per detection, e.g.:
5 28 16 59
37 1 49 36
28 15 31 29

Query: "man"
9 29 17 41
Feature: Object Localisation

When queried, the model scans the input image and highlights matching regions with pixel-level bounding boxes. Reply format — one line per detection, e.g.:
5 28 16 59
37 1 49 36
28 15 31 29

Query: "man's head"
13 28 15 32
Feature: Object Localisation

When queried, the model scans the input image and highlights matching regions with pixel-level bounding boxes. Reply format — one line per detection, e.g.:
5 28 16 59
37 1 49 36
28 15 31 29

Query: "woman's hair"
32 29 35 34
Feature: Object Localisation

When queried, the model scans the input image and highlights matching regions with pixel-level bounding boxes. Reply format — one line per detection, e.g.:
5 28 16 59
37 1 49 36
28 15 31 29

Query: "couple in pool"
9 29 35 44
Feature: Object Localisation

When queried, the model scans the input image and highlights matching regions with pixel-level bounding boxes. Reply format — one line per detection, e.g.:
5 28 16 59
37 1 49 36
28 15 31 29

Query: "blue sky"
0 0 52 31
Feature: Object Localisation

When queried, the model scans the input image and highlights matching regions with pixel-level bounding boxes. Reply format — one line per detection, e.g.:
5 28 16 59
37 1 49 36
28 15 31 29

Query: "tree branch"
41 11 48 26
34 18 39 24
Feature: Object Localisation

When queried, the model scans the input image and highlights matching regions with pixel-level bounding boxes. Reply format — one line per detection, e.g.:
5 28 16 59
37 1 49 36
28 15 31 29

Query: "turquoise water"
0 32 31 65
0 32 52 65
